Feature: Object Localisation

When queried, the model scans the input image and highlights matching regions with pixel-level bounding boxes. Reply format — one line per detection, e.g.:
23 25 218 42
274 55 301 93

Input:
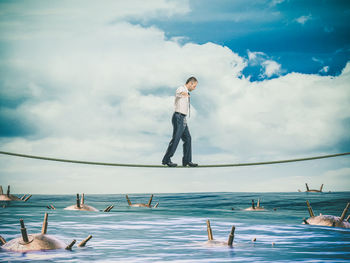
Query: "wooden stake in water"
227 226 235 246
66 239 76 250
154 202 159 208
41 213 48 234
81 193 85 205
78 235 92 247
20 219 29 243
251 200 255 209
148 194 153 207
24 195 32 202
20 194 26 200
126 195 132 206
257 199 260 208
320 184 324 192
340 203 350 222
0 235 6 245
206 220 213 241
305 183 309 191
76 194 81 209
0 185 3 195
306 200 315 217
6 185 10 197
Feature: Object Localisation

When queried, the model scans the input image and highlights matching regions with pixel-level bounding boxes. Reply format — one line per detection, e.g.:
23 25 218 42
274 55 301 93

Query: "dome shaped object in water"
0 213 92 252
302 201 350 228
126 194 159 208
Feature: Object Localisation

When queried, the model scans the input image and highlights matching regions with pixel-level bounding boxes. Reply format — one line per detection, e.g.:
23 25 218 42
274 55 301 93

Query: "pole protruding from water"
81 193 85 205
148 194 153 207
0 185 3 195
305 183 309 191
306 200 314 217
0 235 6 245
7 185 10 197
24 194 32 202
66 239 76 250
103 205 114 212
303 218 309 224
320 184 324 192
20 194 27 200
346 215 350 222
257 199 260 208
41 213 48 234
206 220 214 241
340 203 350 221
76 194 81 209
126 195 132 206
227 226 235 246
20 219 29 243
154 202 159 208
251 199 255 209
78 235 92 247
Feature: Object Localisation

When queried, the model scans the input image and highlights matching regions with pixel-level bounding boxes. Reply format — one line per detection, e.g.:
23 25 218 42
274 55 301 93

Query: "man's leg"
162 113 186 164
181 125 192 165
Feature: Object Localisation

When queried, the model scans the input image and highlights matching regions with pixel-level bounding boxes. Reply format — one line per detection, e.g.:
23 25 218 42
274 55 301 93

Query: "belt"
174 112 186 117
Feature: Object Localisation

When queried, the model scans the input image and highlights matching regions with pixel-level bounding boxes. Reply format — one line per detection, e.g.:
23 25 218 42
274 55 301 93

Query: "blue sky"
0 0 349 194
131 0 350 80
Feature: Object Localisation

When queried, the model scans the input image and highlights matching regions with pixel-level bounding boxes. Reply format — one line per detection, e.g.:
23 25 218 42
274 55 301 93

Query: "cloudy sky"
0 0 349 194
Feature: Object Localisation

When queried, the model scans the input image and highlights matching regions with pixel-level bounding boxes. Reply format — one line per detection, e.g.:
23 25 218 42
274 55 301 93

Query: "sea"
0 192 349 262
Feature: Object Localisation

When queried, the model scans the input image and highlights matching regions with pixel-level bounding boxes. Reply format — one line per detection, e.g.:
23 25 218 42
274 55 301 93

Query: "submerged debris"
0 213 92 252
126 194 158 208
303 201 350 228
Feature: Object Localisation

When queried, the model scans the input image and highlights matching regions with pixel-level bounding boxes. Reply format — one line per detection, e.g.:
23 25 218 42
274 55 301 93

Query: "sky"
0 0 349 194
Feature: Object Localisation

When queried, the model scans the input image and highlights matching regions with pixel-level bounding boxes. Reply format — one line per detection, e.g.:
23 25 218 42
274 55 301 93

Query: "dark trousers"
162 112 192 164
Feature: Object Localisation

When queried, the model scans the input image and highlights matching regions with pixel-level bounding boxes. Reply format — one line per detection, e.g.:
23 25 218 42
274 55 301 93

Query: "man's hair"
186 76 197 84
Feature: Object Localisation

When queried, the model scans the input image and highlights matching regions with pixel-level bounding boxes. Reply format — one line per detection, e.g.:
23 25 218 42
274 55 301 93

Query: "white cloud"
247 50 281 77
319 66 329 73
295 14 312 25
261 60 281 77
0 1 350 193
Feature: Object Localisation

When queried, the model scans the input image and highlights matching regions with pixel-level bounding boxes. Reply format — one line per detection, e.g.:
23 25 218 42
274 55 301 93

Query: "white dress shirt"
174 85 189 115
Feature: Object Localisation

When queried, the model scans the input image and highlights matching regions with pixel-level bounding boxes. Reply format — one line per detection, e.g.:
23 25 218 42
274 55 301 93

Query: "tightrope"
0 151 349 168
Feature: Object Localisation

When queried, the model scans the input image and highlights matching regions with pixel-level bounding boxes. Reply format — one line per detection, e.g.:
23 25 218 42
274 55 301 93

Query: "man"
162 77 198 167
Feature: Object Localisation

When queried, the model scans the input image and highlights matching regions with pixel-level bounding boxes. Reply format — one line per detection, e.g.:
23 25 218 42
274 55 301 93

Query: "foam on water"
0 192 349 262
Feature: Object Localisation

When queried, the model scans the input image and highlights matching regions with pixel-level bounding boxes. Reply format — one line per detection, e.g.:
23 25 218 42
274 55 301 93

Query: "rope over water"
0 150 349 168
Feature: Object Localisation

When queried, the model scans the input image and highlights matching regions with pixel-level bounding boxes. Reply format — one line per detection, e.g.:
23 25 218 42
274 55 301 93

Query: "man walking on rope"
162 77 198 167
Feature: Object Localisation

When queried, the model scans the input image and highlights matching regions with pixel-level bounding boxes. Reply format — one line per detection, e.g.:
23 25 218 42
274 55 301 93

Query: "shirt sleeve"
175 86 186 98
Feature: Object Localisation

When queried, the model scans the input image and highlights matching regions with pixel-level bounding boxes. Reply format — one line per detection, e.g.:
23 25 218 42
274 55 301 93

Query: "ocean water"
0 192 349 262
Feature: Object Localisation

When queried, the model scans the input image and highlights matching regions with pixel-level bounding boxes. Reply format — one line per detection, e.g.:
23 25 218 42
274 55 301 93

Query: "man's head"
185 76 198 92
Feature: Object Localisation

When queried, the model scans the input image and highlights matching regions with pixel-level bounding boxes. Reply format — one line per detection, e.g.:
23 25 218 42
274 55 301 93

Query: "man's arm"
180 92 189 97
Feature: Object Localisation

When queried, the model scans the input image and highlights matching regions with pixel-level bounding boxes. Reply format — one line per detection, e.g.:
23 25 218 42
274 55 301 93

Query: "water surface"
1 192 349 262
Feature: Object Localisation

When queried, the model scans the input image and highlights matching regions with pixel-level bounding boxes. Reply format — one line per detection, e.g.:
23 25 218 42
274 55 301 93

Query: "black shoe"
183 162 198 167
162 161 177 167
